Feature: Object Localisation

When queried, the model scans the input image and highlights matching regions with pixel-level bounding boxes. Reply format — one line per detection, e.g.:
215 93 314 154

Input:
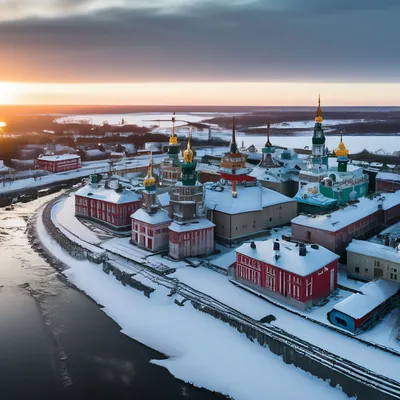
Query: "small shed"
327 279 400 333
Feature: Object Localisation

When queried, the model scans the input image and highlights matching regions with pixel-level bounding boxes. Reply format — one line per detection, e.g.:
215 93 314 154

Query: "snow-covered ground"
49 196 400 384
170 265 400 374
52 194 100 245
35 208 352 400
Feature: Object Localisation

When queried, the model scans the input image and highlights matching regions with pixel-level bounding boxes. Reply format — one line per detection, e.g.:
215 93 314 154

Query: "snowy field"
35 207 352 400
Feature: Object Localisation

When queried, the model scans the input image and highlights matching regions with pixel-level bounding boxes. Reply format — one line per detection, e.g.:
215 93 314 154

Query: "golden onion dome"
183 133 194 163
143 175 156 187
335 138 349 157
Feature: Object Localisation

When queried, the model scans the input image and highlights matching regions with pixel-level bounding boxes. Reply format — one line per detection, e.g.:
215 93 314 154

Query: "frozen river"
55 112 399 155
0 196 224 399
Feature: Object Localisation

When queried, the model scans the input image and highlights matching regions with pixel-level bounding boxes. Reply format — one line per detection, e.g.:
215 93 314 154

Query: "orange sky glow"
0 82 399 106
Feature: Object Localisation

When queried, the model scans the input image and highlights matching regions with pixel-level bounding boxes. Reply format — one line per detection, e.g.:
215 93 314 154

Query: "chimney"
384 235 390 247
250 241 256 249
299 243 307 257
273 239 280 260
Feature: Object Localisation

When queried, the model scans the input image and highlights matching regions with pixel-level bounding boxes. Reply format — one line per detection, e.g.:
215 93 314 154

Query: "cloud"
0 1 399 83
2 0 400 21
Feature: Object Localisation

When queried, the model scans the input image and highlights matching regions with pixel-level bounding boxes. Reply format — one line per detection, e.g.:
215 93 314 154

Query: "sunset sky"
1 0 399 105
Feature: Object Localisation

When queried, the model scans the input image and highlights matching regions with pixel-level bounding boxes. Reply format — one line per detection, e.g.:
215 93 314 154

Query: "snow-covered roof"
38 154 80 161
292 192 400 232
131 208 171 225
236 240 339 277
204 184 294 215
376 172 400 182
169 219 215 233
346 240 400 264
332 279 400 320
248 166 290 183
210 250 237 270
157 192 170 207
75 184 141 204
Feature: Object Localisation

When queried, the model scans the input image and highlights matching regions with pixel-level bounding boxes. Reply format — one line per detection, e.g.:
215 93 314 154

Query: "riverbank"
0 196 226 400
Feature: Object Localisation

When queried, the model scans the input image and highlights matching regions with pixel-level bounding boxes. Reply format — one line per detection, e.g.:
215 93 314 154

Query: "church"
168 135 215 259
159 112 182 187
249 121 305 197
205 118 297 245
131 156 172 252
294 96 369 213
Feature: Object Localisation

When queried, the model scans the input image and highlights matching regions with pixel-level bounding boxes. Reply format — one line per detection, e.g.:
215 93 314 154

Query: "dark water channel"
0 198 225 399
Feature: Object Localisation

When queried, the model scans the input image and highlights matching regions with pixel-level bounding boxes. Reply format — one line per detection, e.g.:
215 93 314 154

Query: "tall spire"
265 120 272 148
148 152 153 177
170 112 177 145
315 94 323 123
229 116 238 154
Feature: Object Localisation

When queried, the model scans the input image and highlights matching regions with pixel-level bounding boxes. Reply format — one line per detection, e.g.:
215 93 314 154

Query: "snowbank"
35 210 351 400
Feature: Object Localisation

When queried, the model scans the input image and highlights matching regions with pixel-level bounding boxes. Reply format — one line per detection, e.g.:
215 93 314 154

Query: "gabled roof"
332 279 400 320
237 239 339 277
38 154 80 161
292 192 400 232
131 208 171 225
347 240 400 264
204 184 294 215
75 184 141 204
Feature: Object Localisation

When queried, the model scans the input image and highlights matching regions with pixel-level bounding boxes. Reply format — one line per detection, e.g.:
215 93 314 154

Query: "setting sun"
0 82 17 104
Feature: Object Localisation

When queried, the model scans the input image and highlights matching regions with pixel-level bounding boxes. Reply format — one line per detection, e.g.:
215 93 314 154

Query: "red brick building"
232 239 339 309
37 154 81 173
376 173 400 193
291 192 400 257
75 179 142 231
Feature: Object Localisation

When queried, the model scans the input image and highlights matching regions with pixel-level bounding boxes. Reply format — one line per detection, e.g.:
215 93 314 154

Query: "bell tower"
311 95 328 167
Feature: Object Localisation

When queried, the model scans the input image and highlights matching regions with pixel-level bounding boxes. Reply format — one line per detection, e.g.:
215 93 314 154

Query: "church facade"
168 135 215 259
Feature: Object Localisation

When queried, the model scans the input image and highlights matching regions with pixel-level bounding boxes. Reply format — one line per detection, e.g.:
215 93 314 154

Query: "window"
355 267 360 273
269 217 272 222
335 317 348 327
307 231 311 241
365 268 368 272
